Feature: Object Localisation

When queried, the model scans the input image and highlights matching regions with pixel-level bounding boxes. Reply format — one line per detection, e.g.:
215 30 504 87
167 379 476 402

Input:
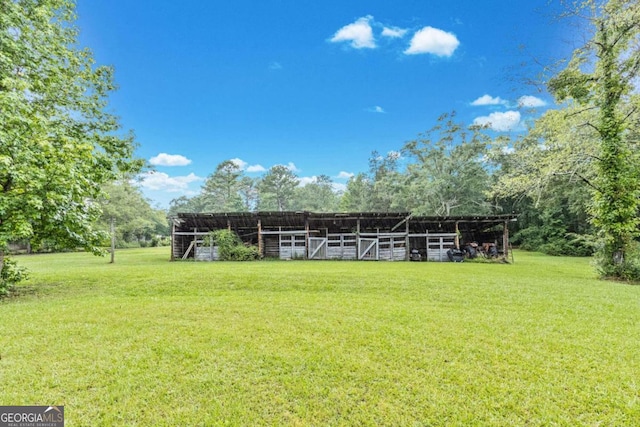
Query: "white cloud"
298 176 346 193
367 105 386 113
471 94 507 106
337 171 355 179
246 164 266 173
404 26 459 57
230 158 248 170
518 95 547 108
275 162 300 173
149 153 192 167
382 26 408 38
332 182 347 193
330 16 376 49
298 176 316 187
269 61 283 70
473 111 522 132
230 158 266 173
286 162 300 172
138 171 203 192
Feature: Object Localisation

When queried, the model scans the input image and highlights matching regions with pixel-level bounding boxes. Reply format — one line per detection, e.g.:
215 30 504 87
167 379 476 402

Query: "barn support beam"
258 219 263 258
170 220 176 261
405 219 410 261
356 219 361 257
305 216 310 259
503 220 509 260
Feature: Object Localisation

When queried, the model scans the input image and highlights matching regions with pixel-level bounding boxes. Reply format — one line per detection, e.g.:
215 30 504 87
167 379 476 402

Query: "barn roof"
172 211 517 235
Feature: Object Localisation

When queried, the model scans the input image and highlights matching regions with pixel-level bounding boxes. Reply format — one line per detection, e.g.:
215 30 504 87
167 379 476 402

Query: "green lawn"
1 248 639 426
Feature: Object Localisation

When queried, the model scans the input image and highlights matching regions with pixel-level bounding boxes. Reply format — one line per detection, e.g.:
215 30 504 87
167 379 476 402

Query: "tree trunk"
593 18 639 275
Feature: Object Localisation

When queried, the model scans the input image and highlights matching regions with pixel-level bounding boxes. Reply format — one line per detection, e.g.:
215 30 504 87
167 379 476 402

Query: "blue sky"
75 1 572 208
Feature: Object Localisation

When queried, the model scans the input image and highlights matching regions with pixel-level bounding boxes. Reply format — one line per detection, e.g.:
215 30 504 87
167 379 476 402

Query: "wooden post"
305 216 310 259
356 218 361 257
170 220 176 261
257 219 263 258
193 227 198 260
405 218 410 261
110 217 115 264
503 220 509 260
454 221 460 249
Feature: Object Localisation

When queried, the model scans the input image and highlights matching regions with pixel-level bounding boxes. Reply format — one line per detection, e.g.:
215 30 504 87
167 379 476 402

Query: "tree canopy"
496 0 640 278
257 165 299 211
1 0 140 290
98 180 168 247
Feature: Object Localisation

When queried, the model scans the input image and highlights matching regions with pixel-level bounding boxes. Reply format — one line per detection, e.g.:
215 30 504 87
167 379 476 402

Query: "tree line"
168 113 496 218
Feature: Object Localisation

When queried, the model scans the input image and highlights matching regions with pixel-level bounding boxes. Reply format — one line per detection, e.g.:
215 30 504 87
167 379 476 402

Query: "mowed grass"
1 249 639 426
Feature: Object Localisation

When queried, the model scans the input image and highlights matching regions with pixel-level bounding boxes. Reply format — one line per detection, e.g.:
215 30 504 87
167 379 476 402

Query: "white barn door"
358 238 378 260
308 237 327 260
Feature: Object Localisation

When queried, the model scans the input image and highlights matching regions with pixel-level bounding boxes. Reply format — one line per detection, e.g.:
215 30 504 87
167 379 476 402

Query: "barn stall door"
308 237 327 260
279 234 306 260
378 236 407 261
426 233 457 261
358 238 378 260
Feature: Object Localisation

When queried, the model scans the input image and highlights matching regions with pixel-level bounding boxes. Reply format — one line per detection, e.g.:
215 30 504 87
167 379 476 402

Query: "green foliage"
168 195 208 216
257 165 299 211
365 150 406 212
291 175 339 212
201 160 247 212
206 229 259 261
98 180 169 246
514 227 594 257
0 257 28 297
493 1 640 278
337 115 497 216
594 240 640 281
339 173 373 211
402 112 493 216
0 1 140 259
490 105 599 205
238 176 259 212
504 175 594 257
548 0 640 279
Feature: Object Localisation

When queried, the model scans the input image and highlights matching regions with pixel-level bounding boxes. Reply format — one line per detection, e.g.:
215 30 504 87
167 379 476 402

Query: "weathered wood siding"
377 236 407 261
279 234 306 260
327 234 357 260
195 246 219 261
264 235 280 258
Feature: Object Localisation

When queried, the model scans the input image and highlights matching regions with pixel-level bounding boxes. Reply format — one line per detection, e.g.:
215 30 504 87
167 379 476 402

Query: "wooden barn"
170 212 517 262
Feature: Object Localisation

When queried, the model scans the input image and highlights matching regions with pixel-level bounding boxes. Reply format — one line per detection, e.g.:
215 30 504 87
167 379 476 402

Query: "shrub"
1 257 29 297
594 240 640 282
513 226 593 257
206 230 259 261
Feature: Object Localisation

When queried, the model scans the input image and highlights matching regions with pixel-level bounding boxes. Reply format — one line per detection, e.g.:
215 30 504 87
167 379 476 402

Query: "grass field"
1 248 639 426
